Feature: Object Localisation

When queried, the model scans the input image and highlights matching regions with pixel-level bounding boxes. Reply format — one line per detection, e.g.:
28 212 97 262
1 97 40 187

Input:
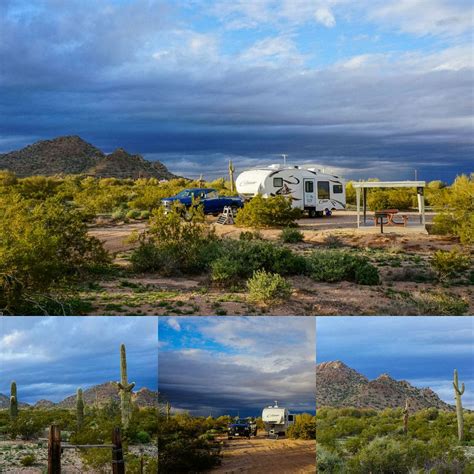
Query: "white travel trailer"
261 401 295 438
236 164 346 217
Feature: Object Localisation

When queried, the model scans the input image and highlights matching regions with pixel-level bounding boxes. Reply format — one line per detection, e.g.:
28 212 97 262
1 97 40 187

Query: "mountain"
57 382 158 409
0 383 157 409
316 361 453 411
0 136 176 179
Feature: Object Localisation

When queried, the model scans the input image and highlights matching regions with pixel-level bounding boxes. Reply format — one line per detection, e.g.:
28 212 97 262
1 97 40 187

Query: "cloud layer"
158 317 316 416
1 0 473 182
0 316 158 403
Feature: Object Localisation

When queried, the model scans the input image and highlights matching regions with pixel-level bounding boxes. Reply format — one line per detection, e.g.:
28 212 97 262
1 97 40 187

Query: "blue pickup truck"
228 419 257 439
162 188 243 215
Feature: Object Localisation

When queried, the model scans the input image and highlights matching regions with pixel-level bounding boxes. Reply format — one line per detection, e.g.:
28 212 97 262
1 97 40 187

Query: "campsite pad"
213 433 315 473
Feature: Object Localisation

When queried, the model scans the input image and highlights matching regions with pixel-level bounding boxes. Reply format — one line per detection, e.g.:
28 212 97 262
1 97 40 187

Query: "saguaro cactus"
228 160 235 193
116 344 135 430
76 388 84 429
403 399 409 435
166 401 171 421
453 369 465 442
9 381 18 421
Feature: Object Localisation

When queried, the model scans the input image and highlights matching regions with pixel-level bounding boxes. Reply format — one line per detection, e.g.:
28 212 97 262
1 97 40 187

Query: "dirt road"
213 434 315 473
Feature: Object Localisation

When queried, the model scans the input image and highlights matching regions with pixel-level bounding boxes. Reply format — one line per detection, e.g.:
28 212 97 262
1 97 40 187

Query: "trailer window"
304 181 314 193
333 184 343 194
273 177 283 187
318 181 330 199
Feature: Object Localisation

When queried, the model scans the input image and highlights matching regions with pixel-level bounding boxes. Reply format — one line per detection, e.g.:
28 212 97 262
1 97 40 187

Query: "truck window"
333 184 343 194
305 181 314 193
273 177 283 187
288 415 294 422
318 181 330 199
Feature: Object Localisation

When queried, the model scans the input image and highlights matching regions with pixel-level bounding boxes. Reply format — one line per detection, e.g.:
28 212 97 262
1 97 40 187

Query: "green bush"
317 446 344 472
111 208 127 220
235 194 302 228
431 248 471 281
126 209 141 219
239 230 263 241
20 454 36 466
135 430 151 443
308 250 380 285
130 203 219 275
0 195 110 314
413 291 469 315
210 240 307 285
247 270 292 306
139 210 151 220
287 414 315 440
432 174 474 244
280 227 304 243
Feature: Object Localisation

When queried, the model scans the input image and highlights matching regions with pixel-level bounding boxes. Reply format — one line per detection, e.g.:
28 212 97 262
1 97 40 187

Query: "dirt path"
213 434 315 473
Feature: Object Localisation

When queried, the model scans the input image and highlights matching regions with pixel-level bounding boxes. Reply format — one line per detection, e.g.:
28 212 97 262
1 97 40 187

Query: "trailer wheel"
308 209 316 218
316 211 324 218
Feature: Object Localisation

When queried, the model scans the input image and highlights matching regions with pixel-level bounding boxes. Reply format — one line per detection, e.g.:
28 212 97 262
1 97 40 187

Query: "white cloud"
167 318 181 331
315 6 336 27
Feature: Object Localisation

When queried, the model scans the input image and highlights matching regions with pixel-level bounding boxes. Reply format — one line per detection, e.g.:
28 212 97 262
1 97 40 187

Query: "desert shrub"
20 454 36 467
307 250 380 285
210 240 307 285
413 291 469 315
345 181 356 205
247 270 292 306
280 227 304 243
367 189 414 211
0 170 18 186
111 208 127 220
239 230 263 241
431 248 471 281
0 195 110 314
317 447 344 472
139 210 150 219
432 174 474 244
324 234 344 248
130 203 219 275
287 414 315 440
126 209 141 219
235 194 302 228
135 430 151 443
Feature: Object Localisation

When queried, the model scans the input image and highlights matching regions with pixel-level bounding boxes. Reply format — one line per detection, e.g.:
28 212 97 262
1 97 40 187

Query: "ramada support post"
48 425 61 474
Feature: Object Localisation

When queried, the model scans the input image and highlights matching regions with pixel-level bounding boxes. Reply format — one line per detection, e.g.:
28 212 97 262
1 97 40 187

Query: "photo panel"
158 316 317 473
0 316 158 472
316 316 474 472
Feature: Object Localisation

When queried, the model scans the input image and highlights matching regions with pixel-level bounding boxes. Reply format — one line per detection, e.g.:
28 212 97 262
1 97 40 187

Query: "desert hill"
0 135 176 179
316 361 453 411
0 382 158 409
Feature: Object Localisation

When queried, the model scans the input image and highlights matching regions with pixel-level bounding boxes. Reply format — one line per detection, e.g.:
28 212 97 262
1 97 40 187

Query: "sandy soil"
0 440 156 473
213 433 315 474
84 211 473 316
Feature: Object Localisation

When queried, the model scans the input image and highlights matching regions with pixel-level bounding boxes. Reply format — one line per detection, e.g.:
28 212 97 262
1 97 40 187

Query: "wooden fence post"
112 427 125 474
48 425 61 474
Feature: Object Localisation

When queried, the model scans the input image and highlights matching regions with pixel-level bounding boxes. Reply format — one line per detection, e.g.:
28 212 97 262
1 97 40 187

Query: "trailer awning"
352 181 426 228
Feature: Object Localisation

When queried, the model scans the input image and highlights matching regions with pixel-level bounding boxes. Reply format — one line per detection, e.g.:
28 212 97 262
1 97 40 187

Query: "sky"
158 316 316 416
0 316 158 404
1 0 473 182
317 316 474 409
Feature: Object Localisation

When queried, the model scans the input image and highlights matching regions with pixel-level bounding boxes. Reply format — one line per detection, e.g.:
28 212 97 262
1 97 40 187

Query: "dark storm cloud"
158 317 316 417
0 1 472 182
0 317 158 404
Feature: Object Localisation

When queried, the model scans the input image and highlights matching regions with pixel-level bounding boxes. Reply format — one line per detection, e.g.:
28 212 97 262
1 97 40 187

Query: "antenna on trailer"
281 154 287 166
414 169 418 181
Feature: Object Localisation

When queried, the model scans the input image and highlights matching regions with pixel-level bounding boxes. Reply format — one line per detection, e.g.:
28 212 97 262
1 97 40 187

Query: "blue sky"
158 317 316 416
0 316 158 404
1 0 473 182
317 316 474 408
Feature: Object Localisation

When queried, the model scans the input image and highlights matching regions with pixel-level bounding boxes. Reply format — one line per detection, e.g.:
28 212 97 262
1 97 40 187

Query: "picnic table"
374 209 408 233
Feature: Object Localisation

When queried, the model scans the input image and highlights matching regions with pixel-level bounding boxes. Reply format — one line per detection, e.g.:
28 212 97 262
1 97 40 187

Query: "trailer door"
303 179 316 207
